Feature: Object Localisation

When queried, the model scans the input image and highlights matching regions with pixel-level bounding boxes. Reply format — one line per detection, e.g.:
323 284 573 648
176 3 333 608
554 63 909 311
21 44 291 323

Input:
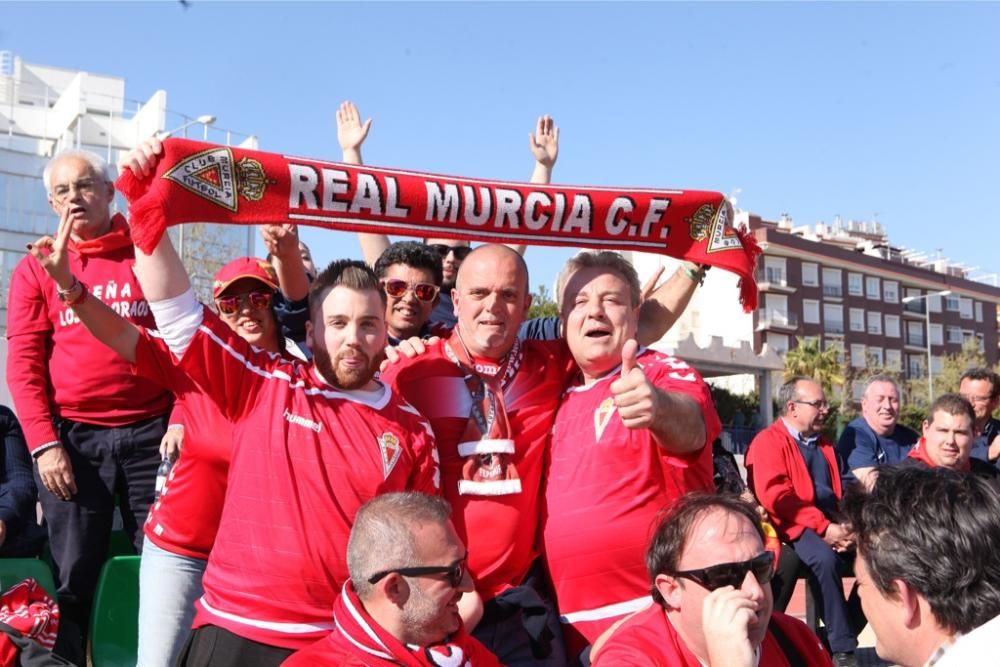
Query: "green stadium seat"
0 558 57 599
89 556 140 667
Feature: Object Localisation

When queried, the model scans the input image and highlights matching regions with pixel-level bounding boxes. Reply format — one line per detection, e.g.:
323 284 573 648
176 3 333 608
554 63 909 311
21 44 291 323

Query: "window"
906 320 924 347
883 281 899 304
886 349 902 371
851 344 867 368
977 333 986 353
848 273 863 297
803 299 821 324
928 294 943 313
869 346 884 366
975 301 983 322
960 297 973 319
802 336 820 348
865 276 880 300
825 339 845 363
929 323 943 346
931 356 943 374
907 354 925 378
884 315 901 338
903 288 924 314
767 334 790 355
867 311 882 335
824 304 844 334
802 262 819 287
945 294 960 311
947 326 962 344
822 268 843 297
763 257 787 285
849 308 865 332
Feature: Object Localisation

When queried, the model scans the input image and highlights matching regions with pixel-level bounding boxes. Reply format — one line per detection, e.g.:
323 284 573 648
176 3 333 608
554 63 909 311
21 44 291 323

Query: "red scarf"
328 582 499 667
69 213 134 256
116 138 761 311
908 437 972 472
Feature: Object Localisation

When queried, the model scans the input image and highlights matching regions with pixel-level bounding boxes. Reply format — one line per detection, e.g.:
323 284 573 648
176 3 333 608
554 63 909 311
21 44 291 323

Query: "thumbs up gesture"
610 340 660 430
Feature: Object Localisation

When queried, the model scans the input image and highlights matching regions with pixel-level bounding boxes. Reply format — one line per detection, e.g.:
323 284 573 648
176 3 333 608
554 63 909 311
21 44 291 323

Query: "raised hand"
528 115 559 168
260 223 300 259
336 100 373 154
119 136 164 180
27 202 75 290
609 339 659 430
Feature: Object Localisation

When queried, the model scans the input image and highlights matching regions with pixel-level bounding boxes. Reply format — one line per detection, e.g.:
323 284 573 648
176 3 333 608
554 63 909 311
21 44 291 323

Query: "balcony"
903 300 926 315
822 285 843 298
825 322 845 335
757 268 796 294
757 310 799 332
905 332 926 348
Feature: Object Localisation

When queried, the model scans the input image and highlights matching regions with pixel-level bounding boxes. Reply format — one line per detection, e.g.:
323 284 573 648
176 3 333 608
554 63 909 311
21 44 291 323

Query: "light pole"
901 289 952 401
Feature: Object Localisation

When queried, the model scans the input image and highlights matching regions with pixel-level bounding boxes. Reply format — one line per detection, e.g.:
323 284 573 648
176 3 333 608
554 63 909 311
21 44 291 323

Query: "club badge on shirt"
378 432 402 479
594 397 617 441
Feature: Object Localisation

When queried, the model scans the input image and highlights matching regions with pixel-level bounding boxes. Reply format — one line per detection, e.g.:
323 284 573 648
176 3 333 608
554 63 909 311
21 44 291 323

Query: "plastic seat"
0 558 57 599
89 556 140 667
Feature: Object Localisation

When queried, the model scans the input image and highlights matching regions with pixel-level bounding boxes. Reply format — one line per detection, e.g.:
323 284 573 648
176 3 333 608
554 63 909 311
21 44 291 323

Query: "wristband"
56 278 87 306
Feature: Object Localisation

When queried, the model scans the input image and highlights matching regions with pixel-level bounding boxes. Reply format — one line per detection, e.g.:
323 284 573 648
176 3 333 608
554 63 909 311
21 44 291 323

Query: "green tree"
783 337 846 396
528 284 560 320
904 338 996 409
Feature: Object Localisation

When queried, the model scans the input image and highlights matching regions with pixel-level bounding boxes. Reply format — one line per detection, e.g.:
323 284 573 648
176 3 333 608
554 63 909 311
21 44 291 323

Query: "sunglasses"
215 291 273 316
670 551 775 591
381 278 440 303
427 244 472 261
368 553 468 588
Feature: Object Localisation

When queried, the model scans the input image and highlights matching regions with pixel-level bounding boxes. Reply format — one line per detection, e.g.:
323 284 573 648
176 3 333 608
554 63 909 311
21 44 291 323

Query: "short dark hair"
778 375 815 416
843 465 1000 634
373 241 444 287
646 492 764 607
961 368 1000 401
927 393 976 426
308 259 385 320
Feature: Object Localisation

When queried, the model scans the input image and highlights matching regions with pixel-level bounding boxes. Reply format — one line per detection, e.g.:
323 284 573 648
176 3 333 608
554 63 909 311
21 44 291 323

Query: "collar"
780 418 818 446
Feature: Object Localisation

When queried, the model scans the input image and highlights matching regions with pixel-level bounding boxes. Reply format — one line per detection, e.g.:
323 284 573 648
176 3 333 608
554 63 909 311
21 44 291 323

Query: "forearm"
68 295 140 364
650 391 705 454
636 267 698 346
272 255 310 302
5 335 59 452
133 231 191 302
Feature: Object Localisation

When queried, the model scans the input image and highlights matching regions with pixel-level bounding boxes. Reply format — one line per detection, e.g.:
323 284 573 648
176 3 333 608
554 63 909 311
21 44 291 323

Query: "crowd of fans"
1 103 999 667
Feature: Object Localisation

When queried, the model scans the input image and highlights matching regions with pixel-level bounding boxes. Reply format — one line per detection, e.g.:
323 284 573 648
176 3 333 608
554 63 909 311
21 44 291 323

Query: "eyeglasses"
427 244 472 261
381 278 440 303
215 291 273 315
51 178 100 201
794 399 829 410
368 553 468 588
669 551 775 591
962 394 993 405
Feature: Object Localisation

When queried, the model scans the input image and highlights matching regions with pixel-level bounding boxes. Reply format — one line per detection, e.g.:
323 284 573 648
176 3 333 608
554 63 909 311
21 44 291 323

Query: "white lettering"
351 174 383 215
463 186 491 226
321 168 349 213
562 195 592 234
604 197 633 236
426 182 460 223
524 192 551 231
104 281 117 300
289 164 319 210
641 199 670 237
384 176 410 218
283 408 322 433
494 189 522 229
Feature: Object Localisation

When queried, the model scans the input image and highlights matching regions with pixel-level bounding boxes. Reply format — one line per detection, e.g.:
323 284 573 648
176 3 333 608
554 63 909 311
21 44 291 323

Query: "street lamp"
157 114 216 140
901 289 952 401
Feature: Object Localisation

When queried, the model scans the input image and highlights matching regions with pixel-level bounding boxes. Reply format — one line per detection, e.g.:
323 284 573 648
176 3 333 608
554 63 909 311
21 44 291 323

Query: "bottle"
155 455 173 500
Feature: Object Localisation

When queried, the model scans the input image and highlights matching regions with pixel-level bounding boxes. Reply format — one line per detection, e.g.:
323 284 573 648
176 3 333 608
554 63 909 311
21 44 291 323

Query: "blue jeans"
138 539 208 667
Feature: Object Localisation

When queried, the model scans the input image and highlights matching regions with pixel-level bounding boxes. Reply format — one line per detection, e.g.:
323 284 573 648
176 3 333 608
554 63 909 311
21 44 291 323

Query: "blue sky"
3 1 998 292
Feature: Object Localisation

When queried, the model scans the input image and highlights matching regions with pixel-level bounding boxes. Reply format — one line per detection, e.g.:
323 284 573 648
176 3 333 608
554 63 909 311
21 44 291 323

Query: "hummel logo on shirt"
284 409 322 433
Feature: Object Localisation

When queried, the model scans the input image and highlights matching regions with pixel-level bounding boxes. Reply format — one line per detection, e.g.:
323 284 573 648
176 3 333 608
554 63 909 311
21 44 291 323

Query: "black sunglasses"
368 553 468 588
427 243 472 261
669 552 774 591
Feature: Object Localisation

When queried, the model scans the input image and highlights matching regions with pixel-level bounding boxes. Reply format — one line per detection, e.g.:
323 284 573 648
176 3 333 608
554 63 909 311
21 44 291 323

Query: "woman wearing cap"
26 212 311 666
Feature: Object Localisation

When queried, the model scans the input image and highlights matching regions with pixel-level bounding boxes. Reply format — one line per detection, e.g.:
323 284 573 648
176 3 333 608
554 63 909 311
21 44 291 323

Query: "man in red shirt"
287 492 501 666
591 493 832 667
6 149 172 662
121 139 440 666
745 376 858 667
541 251 721 661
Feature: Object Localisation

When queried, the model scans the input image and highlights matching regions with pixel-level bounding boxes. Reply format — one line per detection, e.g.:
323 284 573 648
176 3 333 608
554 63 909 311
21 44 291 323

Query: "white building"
0 52 258 404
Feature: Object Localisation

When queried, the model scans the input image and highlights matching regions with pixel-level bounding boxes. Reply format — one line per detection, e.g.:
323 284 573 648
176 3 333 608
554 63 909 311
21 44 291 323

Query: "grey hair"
347 492 452 600
43 150 113 192
778 375 816 415
555 250 641 310
863 374 901 400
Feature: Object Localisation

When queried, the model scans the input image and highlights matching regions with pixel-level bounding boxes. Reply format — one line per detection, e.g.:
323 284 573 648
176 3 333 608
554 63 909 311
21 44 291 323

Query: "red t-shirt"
5 216 171 451
133 330 296 560
542 348 721 655
380 334 575 599
177 309 439 649
592 603 832 667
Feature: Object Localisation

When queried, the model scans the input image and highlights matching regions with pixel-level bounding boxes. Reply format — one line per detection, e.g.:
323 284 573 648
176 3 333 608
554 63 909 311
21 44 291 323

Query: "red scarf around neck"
908 438 972 473
70 213 134 256
116 138 761 310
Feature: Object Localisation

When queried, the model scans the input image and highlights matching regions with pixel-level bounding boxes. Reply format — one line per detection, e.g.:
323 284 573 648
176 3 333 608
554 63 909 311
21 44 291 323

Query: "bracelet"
681 262 709 286
56 278 87 306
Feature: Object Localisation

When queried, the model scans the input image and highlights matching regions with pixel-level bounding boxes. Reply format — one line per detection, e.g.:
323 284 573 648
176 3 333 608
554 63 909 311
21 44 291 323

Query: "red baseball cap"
212 257 279 298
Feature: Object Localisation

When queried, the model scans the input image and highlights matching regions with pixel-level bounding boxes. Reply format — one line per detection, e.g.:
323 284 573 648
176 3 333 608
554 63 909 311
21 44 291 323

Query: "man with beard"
746 376 859 667
286 493 501 666
120 139 440 666
591 493 831 667
837 375 917 490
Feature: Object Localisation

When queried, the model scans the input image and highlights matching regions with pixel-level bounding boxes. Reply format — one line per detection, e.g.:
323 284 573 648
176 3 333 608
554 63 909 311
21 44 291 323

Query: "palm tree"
783 337 846 395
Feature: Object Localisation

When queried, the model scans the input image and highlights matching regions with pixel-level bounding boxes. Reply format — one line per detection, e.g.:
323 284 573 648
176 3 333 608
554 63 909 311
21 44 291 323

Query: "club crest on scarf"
422 644 469 667
163 147 270 212
687 200 741 254
378 432 403 479
594 397 617 441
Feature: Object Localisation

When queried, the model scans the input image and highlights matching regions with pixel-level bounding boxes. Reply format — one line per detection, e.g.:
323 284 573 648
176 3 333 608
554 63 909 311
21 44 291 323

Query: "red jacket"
745 420 842 542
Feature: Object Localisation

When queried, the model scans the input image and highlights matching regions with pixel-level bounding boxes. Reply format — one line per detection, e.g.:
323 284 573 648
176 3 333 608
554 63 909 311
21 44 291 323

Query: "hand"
823 523 851 550
119 136 164 179
609 340 660 430
988 432 1000 462
27 202 76 290
336 101 372 153
382 336 439 366
528 115 559 168
458 590 485 632
37 446 77 501
702 586 758 667
160 426 184 461
259 224 300 260
640 264 666 302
